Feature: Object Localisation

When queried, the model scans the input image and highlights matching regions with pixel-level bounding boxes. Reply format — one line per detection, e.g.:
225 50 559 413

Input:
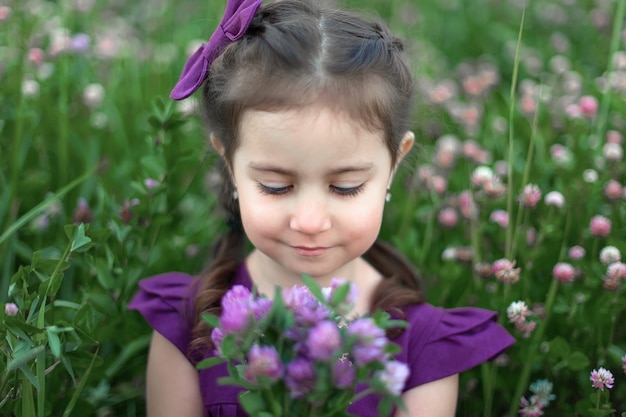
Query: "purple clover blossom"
375 360 410 396
251 297 272 321
333 356 356 389
622 354 626 374
284 285 329 326
306 320 342 361
210 327 225 352
590 367 614 391
285 357 316 397
322 278 358 316
220 305 252 334
4 302 18 316
220 286 255 334
244 344 283 383
348 318 387 365
70 33 90 53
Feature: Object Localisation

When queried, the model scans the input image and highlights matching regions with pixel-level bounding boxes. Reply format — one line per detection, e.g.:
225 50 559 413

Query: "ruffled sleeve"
128 272 197 356
396 303 515 389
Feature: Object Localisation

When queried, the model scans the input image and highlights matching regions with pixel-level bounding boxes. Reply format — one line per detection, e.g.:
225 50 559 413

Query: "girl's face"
228 106 412 283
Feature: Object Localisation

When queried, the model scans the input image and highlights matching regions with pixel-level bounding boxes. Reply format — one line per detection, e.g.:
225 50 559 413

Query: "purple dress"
129 264 515 417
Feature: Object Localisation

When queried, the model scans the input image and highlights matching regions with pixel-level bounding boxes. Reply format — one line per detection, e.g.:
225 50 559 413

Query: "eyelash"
257 183 365 198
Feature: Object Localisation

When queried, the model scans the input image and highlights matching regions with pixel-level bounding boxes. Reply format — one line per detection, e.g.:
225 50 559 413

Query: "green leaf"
377 396 393 417
201 312 221 328
8 345 46 371
62 347 100 417
47 328 62 358
238 391 267 415
70 223 92 252
301 274 326 303
566 351 590 371
196 356 227 370
330 281 351 307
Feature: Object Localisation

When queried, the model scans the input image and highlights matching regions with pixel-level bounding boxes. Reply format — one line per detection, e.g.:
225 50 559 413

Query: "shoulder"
393 302 515 388
128 272 198 356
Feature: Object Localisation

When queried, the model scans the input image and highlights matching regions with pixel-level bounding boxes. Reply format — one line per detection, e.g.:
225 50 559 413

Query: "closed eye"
331 184 365 197
257 183 292 196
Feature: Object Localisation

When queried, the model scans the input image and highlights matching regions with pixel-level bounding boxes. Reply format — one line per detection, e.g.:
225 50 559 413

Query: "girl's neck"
245 250 382 315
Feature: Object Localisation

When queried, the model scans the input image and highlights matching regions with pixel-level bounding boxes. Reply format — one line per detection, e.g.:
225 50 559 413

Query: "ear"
210 133 225 156
387 131 414 187
397 131 414 163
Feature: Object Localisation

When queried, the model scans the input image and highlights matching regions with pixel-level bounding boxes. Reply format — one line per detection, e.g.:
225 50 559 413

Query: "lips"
292 246 328 257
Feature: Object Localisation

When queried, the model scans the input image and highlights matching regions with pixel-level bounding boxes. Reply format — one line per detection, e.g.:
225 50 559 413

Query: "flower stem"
594 0 626 141
508 278 558 417
505 4 526 260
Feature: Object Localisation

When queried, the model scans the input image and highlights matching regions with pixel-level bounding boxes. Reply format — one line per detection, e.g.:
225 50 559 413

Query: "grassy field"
1 0 625 415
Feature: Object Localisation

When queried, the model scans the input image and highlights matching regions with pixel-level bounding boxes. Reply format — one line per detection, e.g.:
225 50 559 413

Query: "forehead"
235 106 391 167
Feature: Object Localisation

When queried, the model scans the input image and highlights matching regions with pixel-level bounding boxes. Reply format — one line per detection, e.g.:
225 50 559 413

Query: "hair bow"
170 0 263 100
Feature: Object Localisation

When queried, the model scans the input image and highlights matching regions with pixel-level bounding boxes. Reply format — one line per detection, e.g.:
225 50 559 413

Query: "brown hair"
190 0 424 358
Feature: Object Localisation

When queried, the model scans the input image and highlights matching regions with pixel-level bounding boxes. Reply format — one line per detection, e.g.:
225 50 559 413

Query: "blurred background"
1 0 625 415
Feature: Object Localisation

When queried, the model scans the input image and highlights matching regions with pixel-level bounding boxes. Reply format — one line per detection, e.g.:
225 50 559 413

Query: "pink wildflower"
607 262 626 280
589 215 611 237
493 259 521 284
437 207 458 228
552 262 576 283
0 6 11 22
604 179 623 200
4 303 18 316
590 367 614 391
28 48 45 66
622 355 626 374
520 184 542 208
568 245 586 260
519 396 544 417
458 190 478 220
606 130 623 144
489 210 509 228
578 95 598 117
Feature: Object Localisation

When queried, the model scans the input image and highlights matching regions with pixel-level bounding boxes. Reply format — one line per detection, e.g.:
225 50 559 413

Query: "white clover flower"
544 191 565 208
22 78 40 97
603 143 623 162
599 246 621 265
582 169 598 183
83 83 105 109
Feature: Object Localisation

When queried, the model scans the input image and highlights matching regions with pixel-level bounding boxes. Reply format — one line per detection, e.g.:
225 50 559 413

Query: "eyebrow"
247 162 375 176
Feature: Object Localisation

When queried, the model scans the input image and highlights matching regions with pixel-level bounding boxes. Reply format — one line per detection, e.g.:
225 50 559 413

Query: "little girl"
129 0 515 416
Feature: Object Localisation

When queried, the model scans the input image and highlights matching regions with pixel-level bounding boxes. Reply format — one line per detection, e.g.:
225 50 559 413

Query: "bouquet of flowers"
199 276 410 417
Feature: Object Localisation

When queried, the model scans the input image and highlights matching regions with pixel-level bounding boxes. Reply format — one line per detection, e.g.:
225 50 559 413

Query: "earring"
233 190 238 200
385 189 391 202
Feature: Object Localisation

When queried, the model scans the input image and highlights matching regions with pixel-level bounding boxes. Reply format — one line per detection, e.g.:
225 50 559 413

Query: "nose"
289 194 332 235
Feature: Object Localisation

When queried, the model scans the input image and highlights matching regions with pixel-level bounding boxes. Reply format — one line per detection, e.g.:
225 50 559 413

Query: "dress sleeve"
401 304 516 388
128 272 197 357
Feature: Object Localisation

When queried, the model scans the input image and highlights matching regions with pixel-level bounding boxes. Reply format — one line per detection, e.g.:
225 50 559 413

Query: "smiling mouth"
292 246 328 257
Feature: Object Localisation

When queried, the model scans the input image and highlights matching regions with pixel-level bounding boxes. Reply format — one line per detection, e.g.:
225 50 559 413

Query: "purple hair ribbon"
170 0 263 100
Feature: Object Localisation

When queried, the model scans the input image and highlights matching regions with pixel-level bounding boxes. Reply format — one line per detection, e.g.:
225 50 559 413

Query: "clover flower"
520 184 542 208
590 367 614 391
332 356 356 389
437 207 459 228
307 321 342 361
599 246 621 264
544 191 565 208
622 355 626 374
490 210 509 228
578 95 598 117
285 358 316 397
589 215 611 237
606 262 626 281
493 259 521 284
348 318 387 365
529 379 556 406
519 395 544 417
603 179 623 200
204 279 409 417
374 360 410 396
568 245 586 260
552 262 576 283
4 302 18 316
284 285 330 326
507 301 531 324
245 344 283 383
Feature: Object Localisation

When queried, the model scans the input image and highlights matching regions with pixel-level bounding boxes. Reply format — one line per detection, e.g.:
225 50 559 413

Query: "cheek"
340 200 385 239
